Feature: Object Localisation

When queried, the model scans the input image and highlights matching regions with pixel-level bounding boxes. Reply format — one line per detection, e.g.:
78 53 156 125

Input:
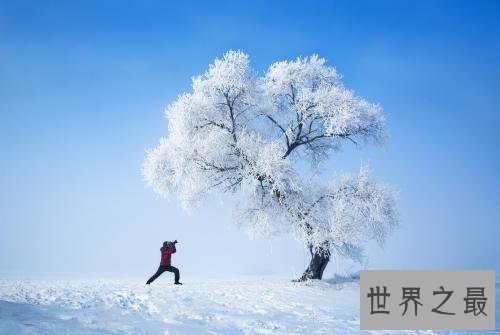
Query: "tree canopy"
143 50 397 265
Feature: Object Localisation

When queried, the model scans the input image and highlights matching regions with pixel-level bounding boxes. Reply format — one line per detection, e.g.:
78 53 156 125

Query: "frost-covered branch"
263 55 386 163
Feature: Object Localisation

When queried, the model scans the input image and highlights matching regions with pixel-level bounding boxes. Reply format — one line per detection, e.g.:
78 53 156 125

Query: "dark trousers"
147 265 180 284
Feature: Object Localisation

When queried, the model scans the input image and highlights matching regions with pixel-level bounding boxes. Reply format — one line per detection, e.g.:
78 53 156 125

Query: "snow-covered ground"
0 276 497 334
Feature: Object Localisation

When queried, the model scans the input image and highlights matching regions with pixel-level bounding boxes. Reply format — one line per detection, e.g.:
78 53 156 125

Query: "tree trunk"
299 244 330 281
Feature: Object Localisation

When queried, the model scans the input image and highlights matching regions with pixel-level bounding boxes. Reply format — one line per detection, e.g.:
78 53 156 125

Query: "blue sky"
0 0 499 279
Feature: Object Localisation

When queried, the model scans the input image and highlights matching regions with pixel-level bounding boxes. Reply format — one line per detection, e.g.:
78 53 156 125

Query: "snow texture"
0 277 497 334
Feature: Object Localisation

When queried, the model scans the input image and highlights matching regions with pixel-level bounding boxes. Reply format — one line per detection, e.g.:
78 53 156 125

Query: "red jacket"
160 245 176 266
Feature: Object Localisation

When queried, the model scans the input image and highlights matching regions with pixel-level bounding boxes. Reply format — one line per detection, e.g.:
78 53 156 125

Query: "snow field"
0 278 497 334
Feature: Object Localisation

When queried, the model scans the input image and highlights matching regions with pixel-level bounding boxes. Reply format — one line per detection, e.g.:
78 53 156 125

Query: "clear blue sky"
1 0 499 279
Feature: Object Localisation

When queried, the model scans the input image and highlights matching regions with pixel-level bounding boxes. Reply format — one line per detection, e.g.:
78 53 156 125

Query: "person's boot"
174 281 183 285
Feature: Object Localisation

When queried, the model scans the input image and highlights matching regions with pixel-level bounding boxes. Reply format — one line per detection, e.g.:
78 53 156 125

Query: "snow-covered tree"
143 51 397 280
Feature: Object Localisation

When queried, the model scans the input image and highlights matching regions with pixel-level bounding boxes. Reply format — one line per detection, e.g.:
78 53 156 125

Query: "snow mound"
0 278 497 334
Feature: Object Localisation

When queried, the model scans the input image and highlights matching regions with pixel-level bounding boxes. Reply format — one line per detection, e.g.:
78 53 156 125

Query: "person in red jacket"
146 240 182 285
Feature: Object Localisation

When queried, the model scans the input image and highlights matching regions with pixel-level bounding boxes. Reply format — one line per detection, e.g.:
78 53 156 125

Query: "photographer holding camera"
146 240 182 285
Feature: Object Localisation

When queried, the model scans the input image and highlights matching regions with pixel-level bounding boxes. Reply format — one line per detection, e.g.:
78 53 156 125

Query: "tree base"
298 245 330 281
